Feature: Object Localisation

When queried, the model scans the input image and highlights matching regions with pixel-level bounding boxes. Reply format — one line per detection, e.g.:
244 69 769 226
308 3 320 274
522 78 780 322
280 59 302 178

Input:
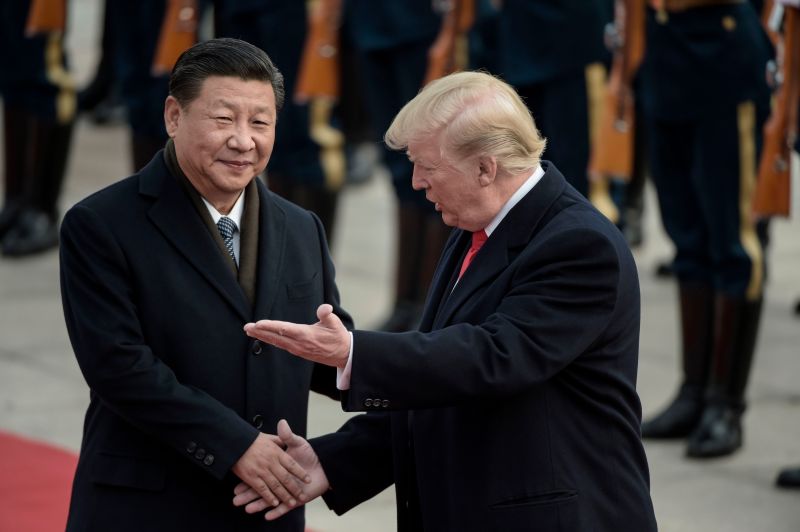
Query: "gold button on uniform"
722 16 736 32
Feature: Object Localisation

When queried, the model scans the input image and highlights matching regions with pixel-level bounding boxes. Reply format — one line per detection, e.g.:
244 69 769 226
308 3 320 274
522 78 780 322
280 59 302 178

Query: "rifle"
295 0 343 103
152 0 199 76
588 0 645 183
25 0 67 36
424 0 476 85
753 3 799 217
295 0 346 191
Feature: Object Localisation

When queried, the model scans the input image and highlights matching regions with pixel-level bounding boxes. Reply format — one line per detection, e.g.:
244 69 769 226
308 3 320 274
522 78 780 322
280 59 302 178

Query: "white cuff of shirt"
336 331 354 390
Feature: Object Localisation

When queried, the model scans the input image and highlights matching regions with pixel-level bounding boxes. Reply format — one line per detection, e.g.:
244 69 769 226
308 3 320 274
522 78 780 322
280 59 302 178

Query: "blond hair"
385 71 546 176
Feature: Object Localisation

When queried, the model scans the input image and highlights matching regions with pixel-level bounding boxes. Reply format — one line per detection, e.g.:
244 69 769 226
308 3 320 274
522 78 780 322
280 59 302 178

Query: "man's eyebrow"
213 99 273 115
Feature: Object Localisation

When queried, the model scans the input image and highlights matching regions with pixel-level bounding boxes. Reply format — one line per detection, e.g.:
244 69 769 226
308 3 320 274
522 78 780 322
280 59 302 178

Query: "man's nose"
411 167 425 190
227 125 256 151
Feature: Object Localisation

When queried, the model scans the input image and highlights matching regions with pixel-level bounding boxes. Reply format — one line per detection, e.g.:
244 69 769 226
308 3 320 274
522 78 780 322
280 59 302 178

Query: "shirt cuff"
336 331 354 390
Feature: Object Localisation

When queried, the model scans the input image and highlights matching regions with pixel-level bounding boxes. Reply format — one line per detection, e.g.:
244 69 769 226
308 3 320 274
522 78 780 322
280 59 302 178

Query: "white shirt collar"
201 190 246 229
484 164 545 236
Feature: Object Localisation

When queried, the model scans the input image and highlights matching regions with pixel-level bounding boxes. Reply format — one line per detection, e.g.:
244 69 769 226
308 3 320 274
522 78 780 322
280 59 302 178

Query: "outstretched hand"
233 419 330 521
243 304 350 368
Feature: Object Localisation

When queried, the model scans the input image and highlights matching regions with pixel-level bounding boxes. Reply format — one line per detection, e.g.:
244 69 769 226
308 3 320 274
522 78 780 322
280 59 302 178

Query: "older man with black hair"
60 38 350 531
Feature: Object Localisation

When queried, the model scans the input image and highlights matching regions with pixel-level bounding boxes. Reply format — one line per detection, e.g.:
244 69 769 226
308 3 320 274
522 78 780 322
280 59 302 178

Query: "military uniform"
486 0 610 197
343 0 451 331
640 0 772 458
0 0 76 256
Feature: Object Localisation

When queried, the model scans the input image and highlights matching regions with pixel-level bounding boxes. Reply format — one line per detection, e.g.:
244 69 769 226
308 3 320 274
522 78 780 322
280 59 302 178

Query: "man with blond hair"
238 71 657 531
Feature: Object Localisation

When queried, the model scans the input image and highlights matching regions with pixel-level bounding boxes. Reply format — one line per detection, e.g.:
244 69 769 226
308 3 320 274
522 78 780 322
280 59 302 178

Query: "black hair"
169 38 285 110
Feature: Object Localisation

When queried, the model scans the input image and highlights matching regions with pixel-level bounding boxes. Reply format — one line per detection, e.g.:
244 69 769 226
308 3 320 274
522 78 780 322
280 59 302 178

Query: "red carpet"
0 430 320 531
0 430 77 532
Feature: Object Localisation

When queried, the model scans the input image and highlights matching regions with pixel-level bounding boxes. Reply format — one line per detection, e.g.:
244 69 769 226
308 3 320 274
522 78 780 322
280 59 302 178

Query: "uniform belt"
649 0 744 12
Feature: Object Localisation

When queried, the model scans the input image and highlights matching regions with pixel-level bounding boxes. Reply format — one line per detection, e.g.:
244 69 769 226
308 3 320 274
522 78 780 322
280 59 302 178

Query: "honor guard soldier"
0 0 76 256
639 0 773 458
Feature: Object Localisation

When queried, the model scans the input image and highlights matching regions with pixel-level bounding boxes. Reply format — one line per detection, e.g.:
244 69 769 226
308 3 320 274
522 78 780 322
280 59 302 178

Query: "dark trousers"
647 101 768 298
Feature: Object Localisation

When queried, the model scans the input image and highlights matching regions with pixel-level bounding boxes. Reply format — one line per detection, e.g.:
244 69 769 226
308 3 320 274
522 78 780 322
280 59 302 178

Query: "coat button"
203 454 215 466
382 399 390 408
194 448 206 460
186 441 197 453
252 341 262 355
364 398 373 407
252 414 264 429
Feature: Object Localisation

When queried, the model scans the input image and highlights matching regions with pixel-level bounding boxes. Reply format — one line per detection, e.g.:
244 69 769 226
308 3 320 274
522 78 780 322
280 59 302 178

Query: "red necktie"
458 230 488 279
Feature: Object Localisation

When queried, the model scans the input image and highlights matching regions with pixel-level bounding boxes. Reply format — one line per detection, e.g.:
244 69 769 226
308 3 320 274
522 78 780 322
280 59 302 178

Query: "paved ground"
1 1 800 530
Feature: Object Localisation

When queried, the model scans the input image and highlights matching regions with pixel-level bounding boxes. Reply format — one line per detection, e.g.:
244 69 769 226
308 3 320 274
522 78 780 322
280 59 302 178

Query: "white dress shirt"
201 191 246 265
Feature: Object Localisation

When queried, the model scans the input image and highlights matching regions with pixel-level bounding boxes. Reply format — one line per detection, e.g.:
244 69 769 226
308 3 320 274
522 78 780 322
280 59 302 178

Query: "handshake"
230 419 328 521
231 303 351 520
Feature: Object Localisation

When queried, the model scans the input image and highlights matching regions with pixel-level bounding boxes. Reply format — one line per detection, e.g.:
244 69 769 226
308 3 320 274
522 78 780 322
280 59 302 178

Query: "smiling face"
165 75 276 213
408 132 499 231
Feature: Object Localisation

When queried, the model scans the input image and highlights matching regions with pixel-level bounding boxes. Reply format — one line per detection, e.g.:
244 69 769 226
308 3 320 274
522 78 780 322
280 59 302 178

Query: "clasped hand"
233 420 330 521
243 304 351 368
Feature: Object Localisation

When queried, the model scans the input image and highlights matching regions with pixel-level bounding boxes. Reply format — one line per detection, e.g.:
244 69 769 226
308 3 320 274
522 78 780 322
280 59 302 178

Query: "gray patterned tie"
216 216 238 266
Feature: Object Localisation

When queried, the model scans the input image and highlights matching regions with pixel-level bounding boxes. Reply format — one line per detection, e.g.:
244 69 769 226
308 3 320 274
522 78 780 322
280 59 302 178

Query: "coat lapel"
419 229 468 332
142 155 251 322
252 180 287 320
431 162 569 328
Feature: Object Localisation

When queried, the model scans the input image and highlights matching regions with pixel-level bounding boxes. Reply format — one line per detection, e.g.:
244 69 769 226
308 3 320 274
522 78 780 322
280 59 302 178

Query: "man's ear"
477 155 498 187
164 96 181 138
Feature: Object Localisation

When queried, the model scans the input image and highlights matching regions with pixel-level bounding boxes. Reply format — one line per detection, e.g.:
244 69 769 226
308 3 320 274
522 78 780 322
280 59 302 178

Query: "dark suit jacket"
314 163 657 531
60 153 350 531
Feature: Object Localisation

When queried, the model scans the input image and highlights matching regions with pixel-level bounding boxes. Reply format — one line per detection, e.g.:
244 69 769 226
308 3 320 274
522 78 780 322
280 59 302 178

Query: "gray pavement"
1 1 800 530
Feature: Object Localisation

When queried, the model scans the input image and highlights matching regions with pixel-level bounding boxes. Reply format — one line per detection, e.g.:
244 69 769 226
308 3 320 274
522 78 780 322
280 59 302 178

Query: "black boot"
776 466 800 489
2 209 60 256
0 106 33 238
686 295 762 458
642 282 713 438
2 117 74 256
